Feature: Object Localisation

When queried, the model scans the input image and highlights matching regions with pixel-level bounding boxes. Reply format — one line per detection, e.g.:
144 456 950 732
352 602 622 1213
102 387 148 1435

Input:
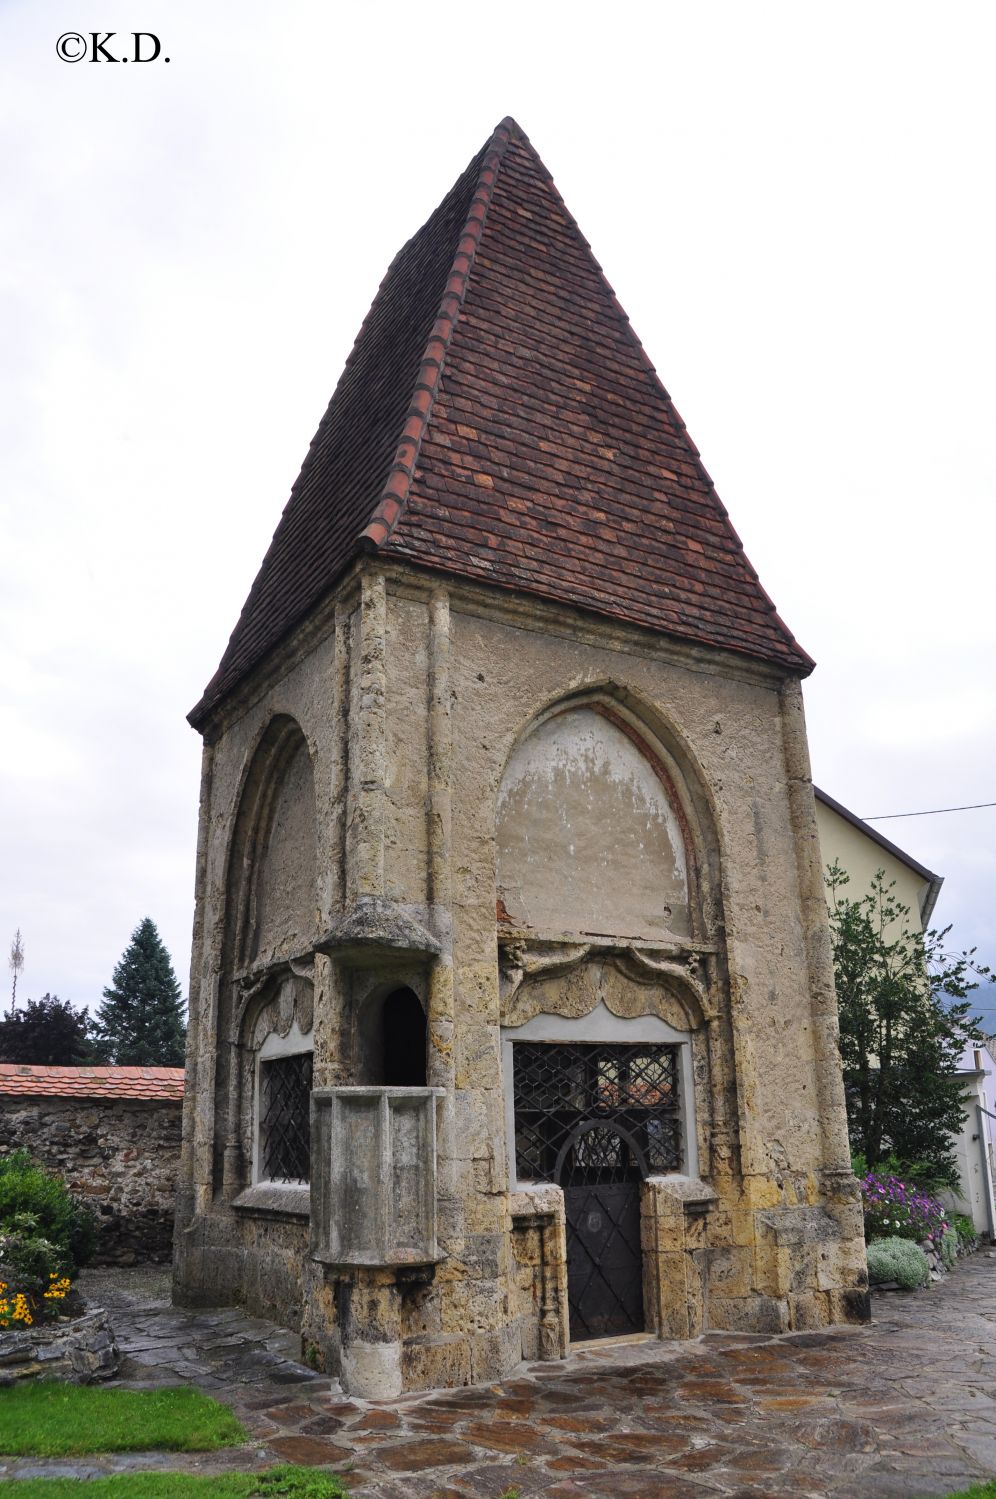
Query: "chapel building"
174 118 870 1397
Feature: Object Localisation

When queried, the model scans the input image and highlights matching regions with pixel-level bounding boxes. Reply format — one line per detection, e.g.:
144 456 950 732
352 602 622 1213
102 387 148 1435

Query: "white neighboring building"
815 787 994 1241
948 1040 996 1239
814 787 942 934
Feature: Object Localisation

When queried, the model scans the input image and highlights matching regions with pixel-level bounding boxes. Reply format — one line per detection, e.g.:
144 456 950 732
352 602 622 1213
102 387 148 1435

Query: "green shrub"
952 1213 977 1247
0 1219 64 1281
940 1227 959 1270
0 1152 97 1328
0 1150 97 1271
866 1235 930 1290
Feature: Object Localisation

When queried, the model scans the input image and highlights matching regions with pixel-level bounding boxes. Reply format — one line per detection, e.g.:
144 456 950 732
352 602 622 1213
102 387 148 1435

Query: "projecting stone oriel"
175 118 867 1399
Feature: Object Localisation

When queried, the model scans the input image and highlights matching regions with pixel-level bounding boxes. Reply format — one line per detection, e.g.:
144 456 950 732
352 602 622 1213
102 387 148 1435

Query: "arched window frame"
252 1019 315 1188
501 1002 699 1191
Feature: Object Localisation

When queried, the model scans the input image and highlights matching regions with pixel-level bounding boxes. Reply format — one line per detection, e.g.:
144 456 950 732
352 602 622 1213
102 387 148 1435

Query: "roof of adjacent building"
190 117 812 728
0 1065 185 1101
813 785 944 926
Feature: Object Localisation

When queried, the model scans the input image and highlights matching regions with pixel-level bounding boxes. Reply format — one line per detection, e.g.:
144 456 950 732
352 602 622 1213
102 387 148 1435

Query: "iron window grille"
259 1051 313 1183
512 1041 681 1184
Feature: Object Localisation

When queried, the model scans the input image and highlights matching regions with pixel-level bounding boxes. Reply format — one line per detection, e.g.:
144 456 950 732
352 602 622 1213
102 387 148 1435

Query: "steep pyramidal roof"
191 119 811 727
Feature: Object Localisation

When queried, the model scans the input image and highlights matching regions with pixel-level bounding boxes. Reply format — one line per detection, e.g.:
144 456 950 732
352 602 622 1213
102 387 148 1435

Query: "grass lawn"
940 1487 996 1499
0 1468 348 1497
0 1383 245 1457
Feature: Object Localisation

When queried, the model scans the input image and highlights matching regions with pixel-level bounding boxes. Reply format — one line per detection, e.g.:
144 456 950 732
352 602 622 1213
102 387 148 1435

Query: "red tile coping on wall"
0 1065 185 1101
190 117 812 729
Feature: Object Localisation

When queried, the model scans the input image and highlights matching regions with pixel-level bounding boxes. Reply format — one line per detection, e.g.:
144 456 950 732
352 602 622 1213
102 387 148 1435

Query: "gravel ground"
78 1262 173 1310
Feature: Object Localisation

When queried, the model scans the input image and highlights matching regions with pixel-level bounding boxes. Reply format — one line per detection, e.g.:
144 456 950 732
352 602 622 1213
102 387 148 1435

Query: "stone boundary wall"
0 1094 182 1265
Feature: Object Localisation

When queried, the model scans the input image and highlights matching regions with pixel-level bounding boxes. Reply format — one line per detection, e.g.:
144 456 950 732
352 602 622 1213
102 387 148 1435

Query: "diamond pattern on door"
561 1127 645 1340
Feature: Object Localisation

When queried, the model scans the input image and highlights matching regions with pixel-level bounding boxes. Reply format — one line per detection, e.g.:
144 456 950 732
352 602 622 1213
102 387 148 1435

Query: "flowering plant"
0 1216 73 1328
0 1272 70 1329
860 1170 950 1246
0 1153 90 1330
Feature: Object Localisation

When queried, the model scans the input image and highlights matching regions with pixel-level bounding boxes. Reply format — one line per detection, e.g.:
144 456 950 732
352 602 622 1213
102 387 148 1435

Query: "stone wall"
0 1095 182 1264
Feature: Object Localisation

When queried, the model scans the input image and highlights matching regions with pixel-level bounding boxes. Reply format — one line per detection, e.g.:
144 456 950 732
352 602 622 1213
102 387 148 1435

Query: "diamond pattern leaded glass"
513 1041 680 1184
260 1052 313 1182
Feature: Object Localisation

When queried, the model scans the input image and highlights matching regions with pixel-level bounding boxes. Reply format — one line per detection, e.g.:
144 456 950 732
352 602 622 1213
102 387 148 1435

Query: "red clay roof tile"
0 1065 184 1102
190 118 811 726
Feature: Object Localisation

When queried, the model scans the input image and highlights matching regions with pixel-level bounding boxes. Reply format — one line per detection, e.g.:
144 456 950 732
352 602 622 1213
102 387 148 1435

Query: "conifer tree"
92 918 187 1066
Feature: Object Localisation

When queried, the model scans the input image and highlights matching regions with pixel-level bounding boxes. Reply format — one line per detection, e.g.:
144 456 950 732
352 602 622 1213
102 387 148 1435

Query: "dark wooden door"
560 1124 645 1340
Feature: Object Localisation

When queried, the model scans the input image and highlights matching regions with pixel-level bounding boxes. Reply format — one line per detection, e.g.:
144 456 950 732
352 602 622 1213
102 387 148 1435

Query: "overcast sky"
3 2 993 1029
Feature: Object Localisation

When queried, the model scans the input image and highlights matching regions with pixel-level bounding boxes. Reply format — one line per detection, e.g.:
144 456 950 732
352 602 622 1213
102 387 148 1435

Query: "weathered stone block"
828 1286 872 1324
401 1332 471 1391
789 1291 831 1329
710 1293 790 1334
469 1322 520 1383
708 1245 752 1300
342 1339 402 1398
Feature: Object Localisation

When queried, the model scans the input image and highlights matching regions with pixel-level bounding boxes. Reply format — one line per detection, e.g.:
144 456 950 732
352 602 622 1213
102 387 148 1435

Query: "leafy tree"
0 994 93 1066
827 862 992 1186
91 918 187 1066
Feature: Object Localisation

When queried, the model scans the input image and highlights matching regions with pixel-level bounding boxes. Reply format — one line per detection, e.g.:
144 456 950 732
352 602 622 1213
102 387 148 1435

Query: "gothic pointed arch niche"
213 715 319 1197
497 687 741 1190
496 692 718 945
228 716 319 970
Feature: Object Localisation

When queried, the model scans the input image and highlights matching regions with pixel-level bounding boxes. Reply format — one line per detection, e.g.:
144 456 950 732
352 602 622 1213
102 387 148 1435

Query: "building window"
259 1051 313 1183
356 986 428 1088
512 1041 681 1184
382 987 427 1087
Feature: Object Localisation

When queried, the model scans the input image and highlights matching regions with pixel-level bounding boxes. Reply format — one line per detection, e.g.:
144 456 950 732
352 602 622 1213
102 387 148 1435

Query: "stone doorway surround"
502 993 715 1354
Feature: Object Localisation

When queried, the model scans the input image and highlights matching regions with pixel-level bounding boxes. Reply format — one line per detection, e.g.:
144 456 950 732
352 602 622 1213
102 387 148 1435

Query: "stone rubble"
0 1308 119 1384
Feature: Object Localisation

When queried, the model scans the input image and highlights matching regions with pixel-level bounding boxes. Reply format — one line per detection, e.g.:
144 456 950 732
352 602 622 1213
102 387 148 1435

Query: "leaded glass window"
512 1041 681 1183
259 1052 312 1182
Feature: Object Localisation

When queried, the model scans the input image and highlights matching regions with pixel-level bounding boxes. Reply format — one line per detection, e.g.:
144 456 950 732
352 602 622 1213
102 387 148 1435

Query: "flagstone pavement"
4 1256 996 1497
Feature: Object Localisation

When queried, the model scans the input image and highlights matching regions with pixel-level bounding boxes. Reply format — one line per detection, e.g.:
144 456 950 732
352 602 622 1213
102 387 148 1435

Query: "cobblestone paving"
3 1258 996 1496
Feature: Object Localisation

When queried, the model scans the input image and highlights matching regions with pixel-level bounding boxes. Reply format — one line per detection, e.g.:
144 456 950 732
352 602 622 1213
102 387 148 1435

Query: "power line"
864 800 996 821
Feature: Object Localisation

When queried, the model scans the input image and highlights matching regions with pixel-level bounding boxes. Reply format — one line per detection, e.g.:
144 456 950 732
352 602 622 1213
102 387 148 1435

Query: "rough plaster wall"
497 706 690 939
201 633 338 964
251 737 319 961
441 607 823 1177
